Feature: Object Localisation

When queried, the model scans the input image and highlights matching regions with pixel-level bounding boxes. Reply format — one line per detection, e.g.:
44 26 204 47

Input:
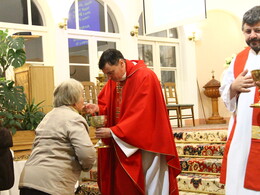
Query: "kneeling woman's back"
19 79 96 195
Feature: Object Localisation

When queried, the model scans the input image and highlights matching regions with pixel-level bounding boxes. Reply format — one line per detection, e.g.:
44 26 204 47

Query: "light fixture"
188 32 197 41
184 23 201 42
130 25 139 37
58 18 68 30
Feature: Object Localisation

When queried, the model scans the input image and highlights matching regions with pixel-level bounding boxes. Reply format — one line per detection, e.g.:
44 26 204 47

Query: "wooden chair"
96 82 107 95
81 81 97 104
163 82 195 127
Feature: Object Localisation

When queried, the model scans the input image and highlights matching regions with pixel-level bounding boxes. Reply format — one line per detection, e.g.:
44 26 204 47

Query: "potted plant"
0 80 27 134
0 80 45 133
0 30 45 157
0 29 28 134
20 99 45 130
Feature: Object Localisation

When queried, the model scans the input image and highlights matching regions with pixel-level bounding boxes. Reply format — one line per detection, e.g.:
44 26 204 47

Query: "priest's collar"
125 60 146 79
120 72 126 81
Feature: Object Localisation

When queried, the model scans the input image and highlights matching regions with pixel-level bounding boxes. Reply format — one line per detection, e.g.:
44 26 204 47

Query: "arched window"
137 13 179 84
68 0 118 33
0 0 44 64
0 0 43 26
68 0 119 82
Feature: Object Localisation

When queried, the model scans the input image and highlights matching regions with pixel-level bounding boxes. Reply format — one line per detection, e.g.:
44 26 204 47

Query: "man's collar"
120 72 127 81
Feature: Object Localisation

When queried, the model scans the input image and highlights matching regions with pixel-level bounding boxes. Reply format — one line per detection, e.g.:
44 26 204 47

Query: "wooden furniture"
163 82 195 127
203 76 226 124
14 64 54 113
95 73 106 95
166 105 182 127
81 81 97 104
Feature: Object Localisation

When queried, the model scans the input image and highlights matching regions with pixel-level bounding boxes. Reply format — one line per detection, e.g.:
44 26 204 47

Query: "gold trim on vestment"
252 125 260 139
112 141 145 194
181 171 220 176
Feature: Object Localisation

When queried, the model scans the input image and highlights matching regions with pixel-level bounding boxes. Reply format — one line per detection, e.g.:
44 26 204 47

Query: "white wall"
206 0 259 19
193 1 259 122
109 0 142 59
40 0 144 86
12 0 258 122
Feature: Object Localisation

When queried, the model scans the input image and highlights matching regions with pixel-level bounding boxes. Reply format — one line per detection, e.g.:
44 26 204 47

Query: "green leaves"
0 80 26 134
0 111 23 134
0 29 26 78
7 49 26 68
0 80 26 112
21 100 45 130
0 80 45 134
8 37 24 50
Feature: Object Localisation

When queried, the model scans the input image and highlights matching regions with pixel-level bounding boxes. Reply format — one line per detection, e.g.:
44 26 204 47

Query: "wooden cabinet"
14 64 54 113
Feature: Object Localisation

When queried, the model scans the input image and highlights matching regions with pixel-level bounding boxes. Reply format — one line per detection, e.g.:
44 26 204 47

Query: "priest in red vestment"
84 49 181 195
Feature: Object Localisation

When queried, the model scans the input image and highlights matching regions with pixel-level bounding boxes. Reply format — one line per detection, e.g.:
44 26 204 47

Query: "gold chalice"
89 115 110 148
250 69 260 108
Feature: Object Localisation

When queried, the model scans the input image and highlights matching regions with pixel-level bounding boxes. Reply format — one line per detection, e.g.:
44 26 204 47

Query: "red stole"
220 47 260 191
97 60 181 195
244 72 260 189
220 47 250 183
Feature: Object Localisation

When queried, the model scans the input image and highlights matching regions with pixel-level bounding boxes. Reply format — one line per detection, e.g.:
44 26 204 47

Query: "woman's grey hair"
242 6 260 30
53 78 84 107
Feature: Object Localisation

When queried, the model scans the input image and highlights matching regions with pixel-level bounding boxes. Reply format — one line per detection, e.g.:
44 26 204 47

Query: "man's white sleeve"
219 58 237 112
111 131 138 157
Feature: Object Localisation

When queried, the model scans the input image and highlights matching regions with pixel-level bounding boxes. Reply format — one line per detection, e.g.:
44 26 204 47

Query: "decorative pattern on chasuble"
115 81 125 124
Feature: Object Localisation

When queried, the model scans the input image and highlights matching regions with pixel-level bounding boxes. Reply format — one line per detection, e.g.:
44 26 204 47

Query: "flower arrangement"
224 54 236 68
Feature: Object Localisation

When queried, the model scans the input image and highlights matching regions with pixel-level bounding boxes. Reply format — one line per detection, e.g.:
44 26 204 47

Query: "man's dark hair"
98 49 125 69
242 6 260 30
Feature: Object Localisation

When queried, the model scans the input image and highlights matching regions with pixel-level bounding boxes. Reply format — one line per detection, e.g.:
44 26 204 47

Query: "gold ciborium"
250 69 260 108
89 115 109 148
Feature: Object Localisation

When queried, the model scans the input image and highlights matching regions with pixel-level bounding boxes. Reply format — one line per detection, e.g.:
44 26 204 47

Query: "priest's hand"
255 81 260 88
230 69 254 99
95 128 112 139
83 103 99 114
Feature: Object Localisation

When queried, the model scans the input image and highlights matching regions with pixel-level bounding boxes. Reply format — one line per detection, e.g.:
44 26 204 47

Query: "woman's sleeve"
67 117 96 172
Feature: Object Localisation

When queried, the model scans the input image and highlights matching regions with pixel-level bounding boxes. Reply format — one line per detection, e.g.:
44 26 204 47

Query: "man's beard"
246 38 260 54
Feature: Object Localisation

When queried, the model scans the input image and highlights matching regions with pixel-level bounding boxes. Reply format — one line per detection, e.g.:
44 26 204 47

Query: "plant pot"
11 130 35 159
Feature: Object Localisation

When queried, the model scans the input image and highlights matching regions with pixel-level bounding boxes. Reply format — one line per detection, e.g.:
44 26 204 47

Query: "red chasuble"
97 60 181 195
